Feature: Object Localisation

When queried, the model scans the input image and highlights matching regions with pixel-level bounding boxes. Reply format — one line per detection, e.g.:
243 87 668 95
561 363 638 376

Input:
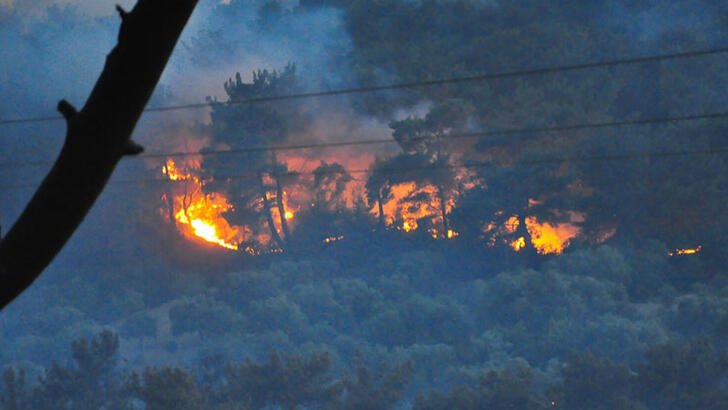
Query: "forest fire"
487 214 581 255
160 146 585 257
162 159 245 251
525 216 581 255
160 154 584 256
377 182 456 238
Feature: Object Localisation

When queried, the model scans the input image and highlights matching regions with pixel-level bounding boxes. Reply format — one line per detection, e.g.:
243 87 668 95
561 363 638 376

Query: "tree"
0 0 199 309
33 331 125 410
204 64 304 251
366 100 471 236
413 367 547 410
389 100 472 234
366 156 394 228
220 351 340 410
168 296 242 340
557 352 639 410
312 161 353 212
636 338 728 410
2 368 29 410
336 354 413 410
130 367 208 410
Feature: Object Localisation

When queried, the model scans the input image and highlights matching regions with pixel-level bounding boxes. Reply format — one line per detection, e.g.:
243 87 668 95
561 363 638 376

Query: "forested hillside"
1 0 728 408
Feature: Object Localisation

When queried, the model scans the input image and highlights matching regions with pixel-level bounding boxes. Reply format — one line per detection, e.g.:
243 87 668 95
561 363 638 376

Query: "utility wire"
1 46 727 127
2 110 727 169
2 146 727 191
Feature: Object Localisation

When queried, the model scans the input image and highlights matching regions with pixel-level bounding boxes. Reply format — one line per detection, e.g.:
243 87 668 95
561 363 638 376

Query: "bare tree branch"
0 0 199 309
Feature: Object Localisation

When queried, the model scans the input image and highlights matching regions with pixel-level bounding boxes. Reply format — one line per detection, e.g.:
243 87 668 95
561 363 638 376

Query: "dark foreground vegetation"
3 239 728 409
3 329 728 409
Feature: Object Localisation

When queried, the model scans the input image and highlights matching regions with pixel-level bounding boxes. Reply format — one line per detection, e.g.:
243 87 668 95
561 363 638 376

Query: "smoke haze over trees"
2 0 728 408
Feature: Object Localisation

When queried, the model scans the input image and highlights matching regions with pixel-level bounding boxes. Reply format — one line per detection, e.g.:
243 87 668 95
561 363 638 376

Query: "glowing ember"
510 236 526 251
504 216 520 234
430 228 459 239
524 216 580 255
323 235 345 244
668 246 702 256
285 210 295 220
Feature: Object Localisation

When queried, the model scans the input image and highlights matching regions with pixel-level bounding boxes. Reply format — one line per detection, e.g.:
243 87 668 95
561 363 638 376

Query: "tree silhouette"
204 64 303 251
0 0 199 309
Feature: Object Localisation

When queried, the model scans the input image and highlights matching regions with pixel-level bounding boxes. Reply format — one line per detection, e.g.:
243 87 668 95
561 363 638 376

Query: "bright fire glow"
160 145 587 256
163 159 245 251
510 236 526 251
525 216 580 255
668 246 702 256
175 195 243 250
375 182 456 238
162 159 194 181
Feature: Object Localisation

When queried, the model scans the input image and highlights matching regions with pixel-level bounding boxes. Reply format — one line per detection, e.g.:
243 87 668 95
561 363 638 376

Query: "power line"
3 110 727 169
2 146 727 191
143 110 728 157
1 46 727 127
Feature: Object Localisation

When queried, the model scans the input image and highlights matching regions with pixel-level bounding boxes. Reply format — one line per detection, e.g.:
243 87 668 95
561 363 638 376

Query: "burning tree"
312 161 354 211
366 100 472 238
453 141 583 255
201 64 306 251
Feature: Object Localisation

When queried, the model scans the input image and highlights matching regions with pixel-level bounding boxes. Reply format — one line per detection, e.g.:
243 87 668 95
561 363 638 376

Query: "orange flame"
375 182 456 238
510 236 526 251
162 159 245 251
504 215 520 234
486 214 581 254
668 246 702 256
160 145 587 255
524 216 580 255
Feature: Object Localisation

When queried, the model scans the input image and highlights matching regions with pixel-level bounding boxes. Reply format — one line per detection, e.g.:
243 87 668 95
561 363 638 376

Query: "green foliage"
30 331 125 410
335 354 413 410
636 339 728 410
413 367 547 410
557 352 639 410
169 295 243 339
220 351 339 409
131 367 207 410
1 368 28 410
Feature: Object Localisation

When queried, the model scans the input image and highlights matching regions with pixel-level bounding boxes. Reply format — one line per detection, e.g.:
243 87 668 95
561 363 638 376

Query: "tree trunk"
437 185 451 235
275 175 291 240
0 0 199 309
377 189 386 229
259 175 285 250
